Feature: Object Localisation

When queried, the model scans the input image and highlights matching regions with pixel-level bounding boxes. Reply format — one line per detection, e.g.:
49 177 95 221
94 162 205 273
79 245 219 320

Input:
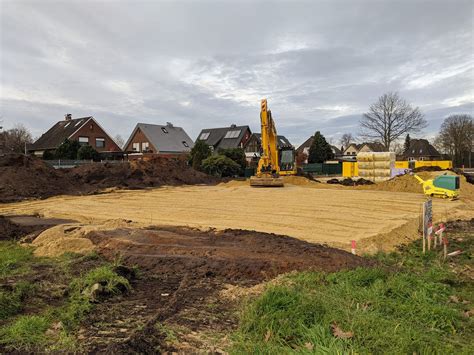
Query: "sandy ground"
2 181 472 252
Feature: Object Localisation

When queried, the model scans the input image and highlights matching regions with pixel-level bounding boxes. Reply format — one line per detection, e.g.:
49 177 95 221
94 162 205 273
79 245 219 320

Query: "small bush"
201 154 241 177
217 148 246 173
189 139 212 171
77 145 99 161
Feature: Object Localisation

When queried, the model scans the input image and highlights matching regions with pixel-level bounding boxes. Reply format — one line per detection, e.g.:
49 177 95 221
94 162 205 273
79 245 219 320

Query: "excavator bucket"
250 175 284 187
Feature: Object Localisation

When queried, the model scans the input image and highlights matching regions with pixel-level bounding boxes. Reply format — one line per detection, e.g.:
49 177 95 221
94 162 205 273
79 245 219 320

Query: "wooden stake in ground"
443 236 448 260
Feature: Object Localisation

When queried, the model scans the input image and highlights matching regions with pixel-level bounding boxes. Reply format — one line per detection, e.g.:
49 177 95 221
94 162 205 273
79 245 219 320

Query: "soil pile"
87 226 371 282
358 171 474 199
70 156 216 190
0 154 73 202
0 154 217 202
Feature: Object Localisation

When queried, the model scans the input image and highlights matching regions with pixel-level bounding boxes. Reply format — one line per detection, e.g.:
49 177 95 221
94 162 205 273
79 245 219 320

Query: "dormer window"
161 127 168 134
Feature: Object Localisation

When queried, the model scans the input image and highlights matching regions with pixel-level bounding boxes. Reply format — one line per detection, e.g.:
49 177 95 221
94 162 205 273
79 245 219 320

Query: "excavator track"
250 175 284 187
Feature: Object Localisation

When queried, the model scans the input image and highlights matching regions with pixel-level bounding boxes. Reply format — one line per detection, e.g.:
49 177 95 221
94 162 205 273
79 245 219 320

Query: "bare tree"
360 92 426 150
339 133 354 151
114 134 125 149
436 114 473 167
2 124 34 153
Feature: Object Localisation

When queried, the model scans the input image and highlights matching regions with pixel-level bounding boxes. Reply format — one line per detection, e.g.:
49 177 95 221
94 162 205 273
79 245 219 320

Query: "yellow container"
342 162 358 177
395 161 409 169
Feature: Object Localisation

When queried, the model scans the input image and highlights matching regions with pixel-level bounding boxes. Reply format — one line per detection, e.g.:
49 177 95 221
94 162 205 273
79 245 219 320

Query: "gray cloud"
1 0 472 147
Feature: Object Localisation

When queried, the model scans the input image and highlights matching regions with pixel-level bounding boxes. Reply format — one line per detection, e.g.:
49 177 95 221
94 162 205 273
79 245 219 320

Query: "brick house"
123 122 194 157
28 114 122 158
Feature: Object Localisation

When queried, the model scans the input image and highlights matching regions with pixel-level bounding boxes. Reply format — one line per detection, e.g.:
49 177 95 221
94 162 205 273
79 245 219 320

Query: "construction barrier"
414 160 452 169
302 162 342 175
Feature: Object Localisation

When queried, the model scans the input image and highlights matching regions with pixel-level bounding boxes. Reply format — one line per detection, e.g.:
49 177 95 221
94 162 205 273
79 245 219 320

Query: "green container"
433 175 460 190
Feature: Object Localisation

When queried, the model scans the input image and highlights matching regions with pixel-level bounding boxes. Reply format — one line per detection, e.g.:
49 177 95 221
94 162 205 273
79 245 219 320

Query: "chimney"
230 123 237 128
65 113 72 121
166 122 173 127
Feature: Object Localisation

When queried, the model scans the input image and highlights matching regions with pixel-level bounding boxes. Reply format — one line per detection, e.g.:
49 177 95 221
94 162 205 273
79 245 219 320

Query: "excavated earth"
0 154 217 203
0 216 370 352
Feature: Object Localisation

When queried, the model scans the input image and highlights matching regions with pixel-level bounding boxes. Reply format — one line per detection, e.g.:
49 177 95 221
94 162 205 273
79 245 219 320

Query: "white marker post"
443 236 448 260
427 222 433 251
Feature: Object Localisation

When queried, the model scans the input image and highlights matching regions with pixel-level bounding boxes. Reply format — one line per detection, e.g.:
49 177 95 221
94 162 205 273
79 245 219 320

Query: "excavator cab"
278 146 297 176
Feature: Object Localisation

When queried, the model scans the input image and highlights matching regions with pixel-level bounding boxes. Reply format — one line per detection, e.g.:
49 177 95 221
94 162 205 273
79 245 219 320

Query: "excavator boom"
250 99 284 187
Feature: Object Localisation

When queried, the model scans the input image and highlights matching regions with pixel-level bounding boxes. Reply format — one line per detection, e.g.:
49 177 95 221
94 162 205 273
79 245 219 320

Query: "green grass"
232 239 474 354
59 265 131 331
0 281 36 320
0 242 34 278
0 315 51 350
0 246 131 351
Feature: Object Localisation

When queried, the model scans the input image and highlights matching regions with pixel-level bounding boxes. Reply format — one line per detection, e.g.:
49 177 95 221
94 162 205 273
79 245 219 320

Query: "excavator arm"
257 99 280 175
250 99 284 187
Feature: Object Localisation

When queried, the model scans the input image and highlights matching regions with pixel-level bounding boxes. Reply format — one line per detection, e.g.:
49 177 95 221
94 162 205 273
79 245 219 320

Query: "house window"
132 142 140 152
142 142 149 151
78 137 89 146
224 130 241 139
182 141 189 148
161 127 168 134
95 138 105 148
199 132 210 140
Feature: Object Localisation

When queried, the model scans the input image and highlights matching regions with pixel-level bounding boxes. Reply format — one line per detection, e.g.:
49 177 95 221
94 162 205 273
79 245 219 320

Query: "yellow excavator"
250 99 296 187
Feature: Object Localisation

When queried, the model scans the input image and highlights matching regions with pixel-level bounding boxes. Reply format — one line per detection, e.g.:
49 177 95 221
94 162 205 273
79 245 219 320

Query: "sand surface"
2 181 472 252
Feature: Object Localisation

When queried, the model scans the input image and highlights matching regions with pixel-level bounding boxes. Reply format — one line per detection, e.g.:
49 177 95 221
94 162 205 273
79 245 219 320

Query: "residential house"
196 124 251 151
342 142 386 158
123 122 194 157
358 142 386 153
28 114 122 158
296 136 343 163
244 133 292 159
402 139 441 161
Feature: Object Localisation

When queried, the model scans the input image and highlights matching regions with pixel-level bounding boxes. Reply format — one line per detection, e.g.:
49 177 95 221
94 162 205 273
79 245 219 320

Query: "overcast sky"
1 0 473 146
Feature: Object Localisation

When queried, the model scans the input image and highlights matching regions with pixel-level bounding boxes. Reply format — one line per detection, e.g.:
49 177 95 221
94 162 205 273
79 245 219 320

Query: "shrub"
189 140 211 170
201 154 241 177
55 139 81 160
77 145 99 161
218 148 246 173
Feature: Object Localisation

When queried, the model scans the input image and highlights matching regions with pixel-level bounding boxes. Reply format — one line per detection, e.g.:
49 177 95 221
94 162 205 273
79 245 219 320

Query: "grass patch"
59 265 131 331
0 281 36 320
232 238 474 354
0 241 34 277
0 315 50 350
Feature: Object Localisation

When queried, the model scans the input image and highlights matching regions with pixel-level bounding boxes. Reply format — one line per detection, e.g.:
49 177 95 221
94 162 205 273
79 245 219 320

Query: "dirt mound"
31 220 136 256
0 154 217 202
70 156 215 190
0 154 73 202
357 171 474 199
87 226 371 282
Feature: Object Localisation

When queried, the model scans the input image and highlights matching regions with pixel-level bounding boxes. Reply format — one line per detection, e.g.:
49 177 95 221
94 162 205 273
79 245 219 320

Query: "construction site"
1 145 474 352
1 0 473 350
